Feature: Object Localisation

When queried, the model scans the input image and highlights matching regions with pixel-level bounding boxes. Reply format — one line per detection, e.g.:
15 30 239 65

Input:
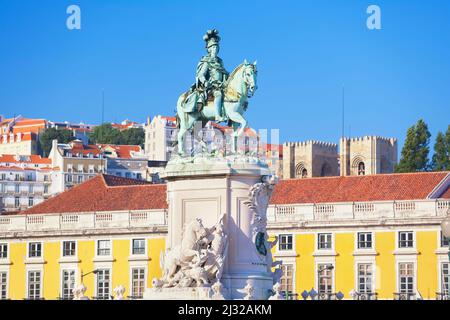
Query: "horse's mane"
227 63 245 83
181 219 197 239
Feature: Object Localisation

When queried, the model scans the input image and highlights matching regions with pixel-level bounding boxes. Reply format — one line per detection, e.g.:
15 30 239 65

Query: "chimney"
52 139 58 151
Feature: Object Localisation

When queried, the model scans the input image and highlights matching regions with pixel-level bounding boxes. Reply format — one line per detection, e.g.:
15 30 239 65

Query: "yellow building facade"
1 172 449 300
1 231 166 300
268 171 450 300
268 227 449 300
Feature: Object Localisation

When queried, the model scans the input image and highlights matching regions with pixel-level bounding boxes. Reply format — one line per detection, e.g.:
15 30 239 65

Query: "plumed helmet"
203 29 221 48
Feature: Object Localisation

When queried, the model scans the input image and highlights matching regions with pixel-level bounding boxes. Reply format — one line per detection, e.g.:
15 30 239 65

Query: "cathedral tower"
339 136 397 176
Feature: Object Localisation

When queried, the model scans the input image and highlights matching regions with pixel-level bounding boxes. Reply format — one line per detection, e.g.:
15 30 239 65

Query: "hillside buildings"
143 115 260 168
144 115 177 162
0 154 55 212
48 140 106 192
97 144 148 181
0 116 45 155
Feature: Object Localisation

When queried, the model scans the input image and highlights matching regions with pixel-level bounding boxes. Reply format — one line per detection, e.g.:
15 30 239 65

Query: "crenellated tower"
282 140 339 179
339 136 397 176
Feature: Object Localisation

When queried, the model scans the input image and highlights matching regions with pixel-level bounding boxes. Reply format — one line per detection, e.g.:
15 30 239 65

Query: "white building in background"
144 115 177 162
144 115 260 162
0 154 55 212
98 144 148 181
48 140 106 192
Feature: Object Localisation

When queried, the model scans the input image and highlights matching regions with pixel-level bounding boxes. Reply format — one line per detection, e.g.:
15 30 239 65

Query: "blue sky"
0 0 449 151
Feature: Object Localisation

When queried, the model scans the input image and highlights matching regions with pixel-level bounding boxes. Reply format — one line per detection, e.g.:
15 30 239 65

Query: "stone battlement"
340 136 397 145
284 140 337 150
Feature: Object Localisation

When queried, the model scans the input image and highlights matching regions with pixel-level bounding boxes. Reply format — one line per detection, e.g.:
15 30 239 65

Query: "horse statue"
159 218 208 284
175 60 258 156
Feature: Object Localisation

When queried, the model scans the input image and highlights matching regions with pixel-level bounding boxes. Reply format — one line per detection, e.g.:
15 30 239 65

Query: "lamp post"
440 215 450 299
442 215 450 260
317 265 334 300
80 269 98 284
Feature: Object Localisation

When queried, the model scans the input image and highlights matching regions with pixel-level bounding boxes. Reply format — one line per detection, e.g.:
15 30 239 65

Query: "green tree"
39 128 75 157
121 127 145 147
431 125 450 171
396 119 431 172
89 123 123 145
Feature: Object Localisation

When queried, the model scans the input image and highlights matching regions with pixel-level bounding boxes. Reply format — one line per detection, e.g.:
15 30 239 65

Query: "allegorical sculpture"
175 29 258 156
72 284 89 300
268 282 284 300
237 281 255 300
244 175 283 284
113 285 126 300
153 214 228 289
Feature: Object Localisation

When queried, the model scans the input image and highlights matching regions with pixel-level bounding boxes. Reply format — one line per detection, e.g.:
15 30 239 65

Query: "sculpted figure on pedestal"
237 281 255 300
268 282 284 300
113 285 126 300
175 29 258 156
154 214 228 289
244 175 278 253
211 281 226 300
244 175 282 283
72 284 89 300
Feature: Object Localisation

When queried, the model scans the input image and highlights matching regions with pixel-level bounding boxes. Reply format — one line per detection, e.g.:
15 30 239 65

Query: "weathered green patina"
176 29 257 156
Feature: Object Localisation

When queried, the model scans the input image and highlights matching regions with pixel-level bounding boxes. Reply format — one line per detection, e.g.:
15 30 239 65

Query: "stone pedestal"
154 155 274 300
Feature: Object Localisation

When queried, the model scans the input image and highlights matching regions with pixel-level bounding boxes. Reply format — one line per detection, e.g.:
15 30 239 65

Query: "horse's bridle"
244 64 257 98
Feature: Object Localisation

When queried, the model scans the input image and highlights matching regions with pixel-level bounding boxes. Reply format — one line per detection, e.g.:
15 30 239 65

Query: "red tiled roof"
160 116 176 122
65 141 103 156
210 122 258 137
23 174 167 214
0 154 51 165
0 132 36 143
270 172 450 204
260 143 283 157
111 121 141 130
97 144 142 159
12 119 46 134
440 186 450 199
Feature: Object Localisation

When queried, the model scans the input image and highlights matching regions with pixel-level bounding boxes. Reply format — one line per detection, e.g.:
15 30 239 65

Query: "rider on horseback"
195 29 229 122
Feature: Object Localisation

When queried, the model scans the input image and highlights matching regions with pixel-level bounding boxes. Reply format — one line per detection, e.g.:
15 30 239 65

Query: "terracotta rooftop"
0 132 36 143
23 174 167 214
19 172 450 215
270 172 450 204
62 141 103 157
12 119 47 134
440 186 450 199
261 143 283 157
210 122 258 137
0 154 51 165
97 144 142 159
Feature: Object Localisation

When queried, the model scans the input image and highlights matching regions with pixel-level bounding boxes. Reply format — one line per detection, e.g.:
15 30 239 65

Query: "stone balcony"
0 209 168 235
267 199 450 228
